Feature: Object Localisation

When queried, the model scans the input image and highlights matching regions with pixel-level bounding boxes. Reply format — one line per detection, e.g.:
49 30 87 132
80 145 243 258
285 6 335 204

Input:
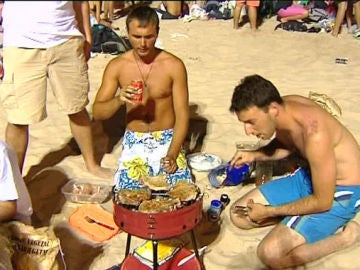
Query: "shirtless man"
229 74 360 269
93 6 192 190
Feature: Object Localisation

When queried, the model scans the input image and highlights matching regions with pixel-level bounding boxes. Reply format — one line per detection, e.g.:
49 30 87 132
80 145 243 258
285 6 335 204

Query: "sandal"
353 28 360 39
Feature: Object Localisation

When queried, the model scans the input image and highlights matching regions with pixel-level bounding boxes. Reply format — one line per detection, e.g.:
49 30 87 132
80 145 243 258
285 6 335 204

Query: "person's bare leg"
108 1 114 22
346 1 353 31
332 1 347 37
248 6 257 31
94 1 101 23
68 109 113 180
5 123 29 173
233 4 243 29
353 1 360 30
258 221 360 269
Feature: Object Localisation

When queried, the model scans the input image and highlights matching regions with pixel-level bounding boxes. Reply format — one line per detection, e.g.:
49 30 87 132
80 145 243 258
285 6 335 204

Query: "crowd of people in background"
87 1 360 38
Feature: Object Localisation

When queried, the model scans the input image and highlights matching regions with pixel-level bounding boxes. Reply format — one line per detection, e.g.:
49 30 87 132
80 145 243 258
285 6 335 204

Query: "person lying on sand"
229 74 360 269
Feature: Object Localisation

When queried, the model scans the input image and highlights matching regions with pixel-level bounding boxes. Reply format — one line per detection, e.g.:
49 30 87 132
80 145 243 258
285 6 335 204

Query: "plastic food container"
61 179 112 204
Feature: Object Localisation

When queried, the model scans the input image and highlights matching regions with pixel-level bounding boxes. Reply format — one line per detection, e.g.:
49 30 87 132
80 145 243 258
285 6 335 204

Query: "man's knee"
257 241 287 269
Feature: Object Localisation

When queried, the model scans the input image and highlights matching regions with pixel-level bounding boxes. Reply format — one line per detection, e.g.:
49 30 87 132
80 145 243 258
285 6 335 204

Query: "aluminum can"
131 80 143 103
208 199 222 222
335 58 348 64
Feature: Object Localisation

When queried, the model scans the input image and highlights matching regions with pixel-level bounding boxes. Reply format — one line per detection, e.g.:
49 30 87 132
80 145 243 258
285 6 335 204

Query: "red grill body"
113 196 203 240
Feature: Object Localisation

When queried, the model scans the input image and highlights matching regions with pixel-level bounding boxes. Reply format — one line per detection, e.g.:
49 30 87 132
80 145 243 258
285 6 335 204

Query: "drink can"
208 199 222 222
220 194 230 208
335 58 348 64
131 80 143 103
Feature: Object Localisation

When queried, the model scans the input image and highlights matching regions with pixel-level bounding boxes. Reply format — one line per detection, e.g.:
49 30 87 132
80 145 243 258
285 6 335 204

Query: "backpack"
205 0 233 20
91 24 132 55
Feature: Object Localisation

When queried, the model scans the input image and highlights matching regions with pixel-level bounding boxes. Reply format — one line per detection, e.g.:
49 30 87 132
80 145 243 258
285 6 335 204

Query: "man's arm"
164 58 189 162
73 1 92 61
93 60 124 120
230 138 292 169
248 129 336 222
0 200 16 222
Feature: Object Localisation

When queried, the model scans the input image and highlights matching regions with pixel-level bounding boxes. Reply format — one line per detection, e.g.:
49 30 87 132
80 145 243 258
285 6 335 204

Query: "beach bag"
205 0 233 20
91 24 132 54
7 221 66 270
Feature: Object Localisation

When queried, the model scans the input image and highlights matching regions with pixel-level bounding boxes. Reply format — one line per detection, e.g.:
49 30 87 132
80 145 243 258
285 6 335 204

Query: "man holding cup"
92 6 192 190
228 74 360 269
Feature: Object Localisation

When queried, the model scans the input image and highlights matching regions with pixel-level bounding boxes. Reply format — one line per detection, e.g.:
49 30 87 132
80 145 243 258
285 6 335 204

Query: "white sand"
1 13 360 270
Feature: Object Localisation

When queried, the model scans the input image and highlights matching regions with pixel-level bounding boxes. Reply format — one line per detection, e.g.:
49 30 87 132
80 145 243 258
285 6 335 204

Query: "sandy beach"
1 7 360 270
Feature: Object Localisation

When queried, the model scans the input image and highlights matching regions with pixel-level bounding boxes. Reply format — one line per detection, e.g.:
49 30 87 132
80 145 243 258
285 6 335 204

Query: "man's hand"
230 150 256 169
247 199 270 224
84 39 92 62
161 156 178 174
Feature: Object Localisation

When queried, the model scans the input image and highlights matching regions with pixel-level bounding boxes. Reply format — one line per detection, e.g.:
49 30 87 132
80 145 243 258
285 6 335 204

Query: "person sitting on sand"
157 1 189 19
92 6 192 190
0 139 33 225
276 0 309 23
229 74 360 269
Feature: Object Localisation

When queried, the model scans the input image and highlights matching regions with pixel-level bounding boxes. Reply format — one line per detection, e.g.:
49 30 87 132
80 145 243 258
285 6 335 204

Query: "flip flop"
353 28 360 39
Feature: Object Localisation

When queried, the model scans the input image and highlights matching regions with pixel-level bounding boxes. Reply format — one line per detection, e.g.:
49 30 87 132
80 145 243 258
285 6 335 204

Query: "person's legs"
258 221 360 269
103 1 114 22
346 1 354 30
332 0 348 36
48 38 113 179
233 1 244 29
246 0 259 31
89 1 101 22
5 124 28 173
247 6 257 31
0 47 48 172
353 0 360 29
68 109 112 179
257 178 360 268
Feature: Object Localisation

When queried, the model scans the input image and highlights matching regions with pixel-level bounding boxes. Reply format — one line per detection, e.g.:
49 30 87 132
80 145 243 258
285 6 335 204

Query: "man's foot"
88 165 115 181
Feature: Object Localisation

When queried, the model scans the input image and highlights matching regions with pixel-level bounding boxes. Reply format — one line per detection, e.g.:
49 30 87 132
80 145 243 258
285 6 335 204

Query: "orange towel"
69 204 120 242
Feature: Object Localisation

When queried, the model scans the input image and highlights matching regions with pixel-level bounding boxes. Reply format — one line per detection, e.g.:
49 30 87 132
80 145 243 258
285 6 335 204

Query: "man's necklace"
134 52 154 89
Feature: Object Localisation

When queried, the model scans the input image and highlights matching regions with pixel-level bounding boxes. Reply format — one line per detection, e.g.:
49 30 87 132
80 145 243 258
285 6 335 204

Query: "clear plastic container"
61 179 111 204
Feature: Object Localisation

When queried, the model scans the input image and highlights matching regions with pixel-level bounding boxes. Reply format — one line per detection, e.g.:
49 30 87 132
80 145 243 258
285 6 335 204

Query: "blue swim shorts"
259 167 360 243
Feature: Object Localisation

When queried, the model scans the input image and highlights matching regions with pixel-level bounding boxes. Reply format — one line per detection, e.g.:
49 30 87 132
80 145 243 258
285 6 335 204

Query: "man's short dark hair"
126 5 160 33
229 74 284 113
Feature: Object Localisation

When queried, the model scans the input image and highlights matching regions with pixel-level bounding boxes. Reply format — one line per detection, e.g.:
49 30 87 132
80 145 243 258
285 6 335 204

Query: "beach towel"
69 204 120 242
308 91 342 117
